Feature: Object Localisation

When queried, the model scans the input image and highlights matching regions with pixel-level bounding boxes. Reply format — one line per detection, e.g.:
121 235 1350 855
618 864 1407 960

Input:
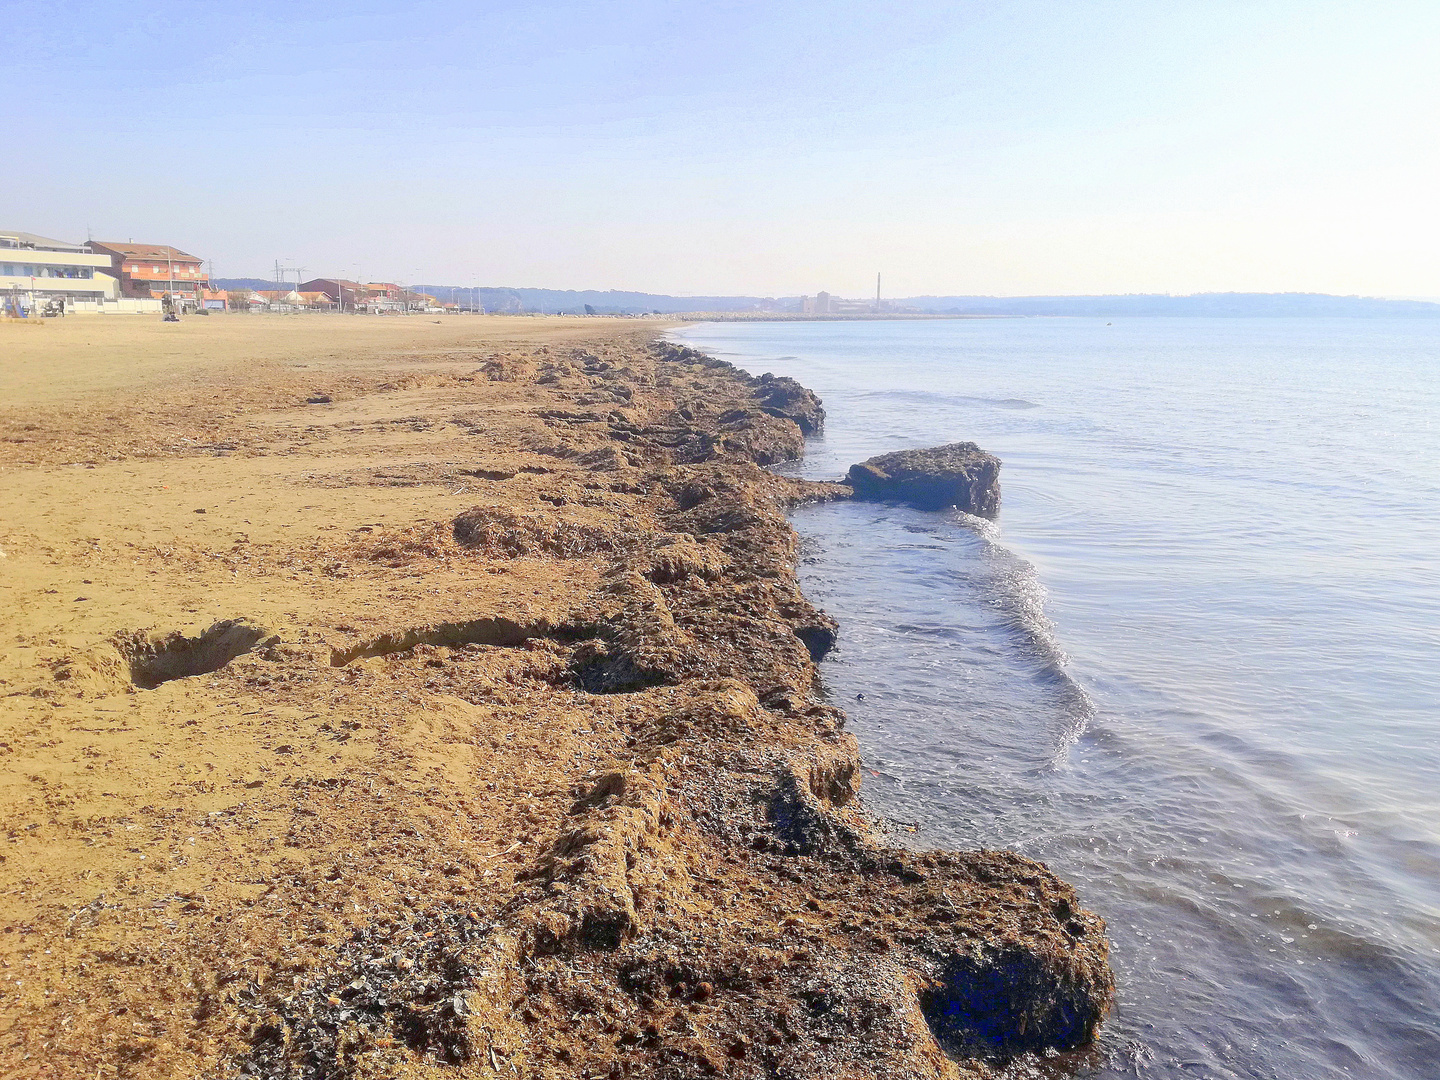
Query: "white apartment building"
0 231 119 311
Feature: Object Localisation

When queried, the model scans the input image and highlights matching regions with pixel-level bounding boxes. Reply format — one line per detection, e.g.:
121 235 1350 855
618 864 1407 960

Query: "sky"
9 0 1440 297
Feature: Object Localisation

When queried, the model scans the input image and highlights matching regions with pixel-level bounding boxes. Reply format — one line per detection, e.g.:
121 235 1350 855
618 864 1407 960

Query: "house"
350 283 404 313
90 241 209 310
0 230 120 312
298 278 361 311
252 289 302 312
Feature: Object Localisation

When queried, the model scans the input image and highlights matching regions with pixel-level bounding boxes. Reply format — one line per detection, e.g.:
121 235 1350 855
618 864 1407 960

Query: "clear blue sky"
10 1 1438 297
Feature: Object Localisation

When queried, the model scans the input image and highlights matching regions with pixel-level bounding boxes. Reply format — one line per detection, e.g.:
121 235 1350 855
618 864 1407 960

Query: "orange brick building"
90 241 210 306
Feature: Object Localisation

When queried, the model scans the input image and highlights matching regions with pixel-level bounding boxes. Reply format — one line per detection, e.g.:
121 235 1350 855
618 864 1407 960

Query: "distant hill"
411 286 781 315
904 292 1440 317
212 281 781 313
413 288 1440 317
213 278 282 291
210 283 1440 318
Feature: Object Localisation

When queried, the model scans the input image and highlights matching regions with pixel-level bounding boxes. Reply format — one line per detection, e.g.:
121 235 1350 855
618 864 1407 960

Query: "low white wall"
65 298 165 315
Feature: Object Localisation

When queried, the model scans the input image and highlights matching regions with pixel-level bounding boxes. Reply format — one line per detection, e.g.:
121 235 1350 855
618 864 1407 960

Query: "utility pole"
272 262 304 310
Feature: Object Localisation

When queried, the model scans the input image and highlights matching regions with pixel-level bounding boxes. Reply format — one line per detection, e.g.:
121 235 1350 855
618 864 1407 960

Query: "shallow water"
674 318 1440 1080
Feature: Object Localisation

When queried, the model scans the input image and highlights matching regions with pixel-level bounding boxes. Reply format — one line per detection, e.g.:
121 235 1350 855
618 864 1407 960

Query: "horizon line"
206 281 1440 305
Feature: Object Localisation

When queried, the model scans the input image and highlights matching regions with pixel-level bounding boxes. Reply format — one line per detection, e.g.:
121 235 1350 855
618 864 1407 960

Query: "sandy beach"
0 314 1109 1079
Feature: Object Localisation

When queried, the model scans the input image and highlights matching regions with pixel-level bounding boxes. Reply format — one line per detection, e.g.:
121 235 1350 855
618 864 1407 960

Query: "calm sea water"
673 318 1440 1080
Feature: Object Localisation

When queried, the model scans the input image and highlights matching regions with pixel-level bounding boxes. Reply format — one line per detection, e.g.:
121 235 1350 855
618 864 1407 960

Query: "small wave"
941 394 1041 410
863 389 1041 410
894 623 969 642
953 510 1097 768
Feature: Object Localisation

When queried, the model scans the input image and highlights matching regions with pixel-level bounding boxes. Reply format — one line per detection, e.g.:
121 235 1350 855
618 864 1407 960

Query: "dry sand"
0 314 1111 1079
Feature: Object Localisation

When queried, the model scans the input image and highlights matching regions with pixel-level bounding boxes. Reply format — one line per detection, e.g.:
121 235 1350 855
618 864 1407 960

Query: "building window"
1 263 95 279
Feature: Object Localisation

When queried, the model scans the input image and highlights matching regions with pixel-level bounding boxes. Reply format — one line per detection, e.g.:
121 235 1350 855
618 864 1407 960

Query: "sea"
671 318 1440 1080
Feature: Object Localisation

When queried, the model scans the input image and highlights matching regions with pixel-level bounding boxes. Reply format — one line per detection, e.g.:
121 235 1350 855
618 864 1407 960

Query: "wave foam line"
956 510 1096 770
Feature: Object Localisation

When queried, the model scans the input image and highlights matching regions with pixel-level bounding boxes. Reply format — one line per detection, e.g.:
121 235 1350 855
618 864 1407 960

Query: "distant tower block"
876 272 881 313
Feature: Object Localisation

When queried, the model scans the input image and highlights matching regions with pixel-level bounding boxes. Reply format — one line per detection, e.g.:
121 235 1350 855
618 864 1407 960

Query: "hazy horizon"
13 1 1439 298
209 277 1440 306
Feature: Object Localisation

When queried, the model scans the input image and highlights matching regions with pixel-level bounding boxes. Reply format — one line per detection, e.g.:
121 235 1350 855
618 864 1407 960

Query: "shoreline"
666 313 1005 322
0 315 1111 1078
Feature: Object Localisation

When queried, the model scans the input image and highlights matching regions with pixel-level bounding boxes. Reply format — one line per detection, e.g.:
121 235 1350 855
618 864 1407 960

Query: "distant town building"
252 289 302 312
799 291 834 315
297 291 337 310
224 289 258 311
299 278 362 311
90 241 210 310
1 230 119 312
800 291 878 314
346 282 406 312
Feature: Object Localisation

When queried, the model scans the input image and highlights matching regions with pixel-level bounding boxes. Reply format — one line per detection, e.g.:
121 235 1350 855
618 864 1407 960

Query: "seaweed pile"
227 342 1113 1079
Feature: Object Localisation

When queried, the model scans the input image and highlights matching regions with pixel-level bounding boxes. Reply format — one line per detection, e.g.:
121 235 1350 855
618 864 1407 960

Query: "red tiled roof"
92 241 202 263
300 279 361 290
